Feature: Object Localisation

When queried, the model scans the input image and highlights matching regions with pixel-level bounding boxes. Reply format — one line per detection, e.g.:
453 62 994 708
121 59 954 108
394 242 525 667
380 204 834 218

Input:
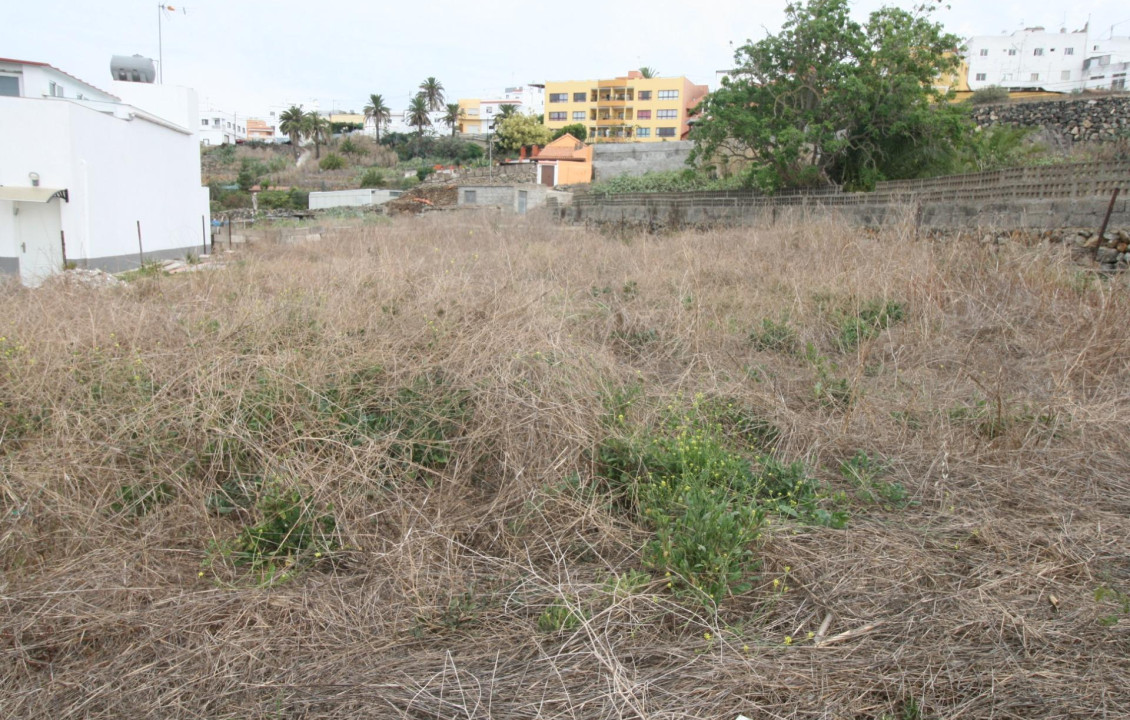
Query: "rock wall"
970 95 1130 142
591 141 694 180
424 164 536 186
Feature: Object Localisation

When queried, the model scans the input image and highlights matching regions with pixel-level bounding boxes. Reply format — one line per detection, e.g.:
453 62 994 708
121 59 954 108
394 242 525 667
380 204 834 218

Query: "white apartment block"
198 109 246 145
966 26 1130 93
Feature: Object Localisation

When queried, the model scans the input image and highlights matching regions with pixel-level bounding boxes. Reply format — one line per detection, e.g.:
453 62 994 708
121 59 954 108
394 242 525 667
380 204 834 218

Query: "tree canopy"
494 113 552 153
689 0 969 191
418 77 446 112
363 93 391 143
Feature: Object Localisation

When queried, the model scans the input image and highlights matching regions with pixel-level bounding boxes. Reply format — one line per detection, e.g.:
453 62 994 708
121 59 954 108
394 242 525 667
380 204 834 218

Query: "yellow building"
457 99 482 132
543 70 709 142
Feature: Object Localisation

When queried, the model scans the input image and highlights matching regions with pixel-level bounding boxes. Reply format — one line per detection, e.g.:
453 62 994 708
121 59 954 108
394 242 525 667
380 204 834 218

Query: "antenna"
156 4 187 84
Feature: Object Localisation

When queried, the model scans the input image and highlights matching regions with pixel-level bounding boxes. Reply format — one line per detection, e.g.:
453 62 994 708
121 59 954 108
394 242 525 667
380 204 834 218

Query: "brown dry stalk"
0 212 1127 719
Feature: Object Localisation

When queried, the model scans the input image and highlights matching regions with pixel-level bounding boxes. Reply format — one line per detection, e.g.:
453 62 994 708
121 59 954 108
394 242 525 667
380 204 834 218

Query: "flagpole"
157 4 163 84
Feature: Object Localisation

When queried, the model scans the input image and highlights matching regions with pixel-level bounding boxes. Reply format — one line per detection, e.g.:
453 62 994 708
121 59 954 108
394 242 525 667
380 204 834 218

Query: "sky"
3 0 1128 117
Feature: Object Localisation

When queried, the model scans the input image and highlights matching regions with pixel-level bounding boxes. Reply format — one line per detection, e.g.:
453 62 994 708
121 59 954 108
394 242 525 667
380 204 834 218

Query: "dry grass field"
2 213 1128 719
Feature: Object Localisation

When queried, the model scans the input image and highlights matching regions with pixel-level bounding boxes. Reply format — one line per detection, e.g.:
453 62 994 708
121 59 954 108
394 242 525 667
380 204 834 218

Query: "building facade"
197 109 246 145
543 71 708 142
965 26 1130 92
0 58 209 285
458 85 545 133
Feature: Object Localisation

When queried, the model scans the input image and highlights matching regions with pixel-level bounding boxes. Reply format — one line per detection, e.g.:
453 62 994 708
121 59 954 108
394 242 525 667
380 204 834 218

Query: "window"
1008 49 1017 56
201 119 209 126
485 106 493 114
549 93 568 103
979 49 988 56
657 127 676 137
657 90 679 99
0 76 20 97
1065 47 1074 55
636 109 651 120
637 90 651 100
975 73 987 81
656 109 678 119
636 127 651 138
548 112 567 121
573 92 585 102
1062 70 1071 81
1002 73 1012 81
572 111 585 120
49 81 64 97
464 190 476 204
1030 73 1040 81
1033 48 1044 56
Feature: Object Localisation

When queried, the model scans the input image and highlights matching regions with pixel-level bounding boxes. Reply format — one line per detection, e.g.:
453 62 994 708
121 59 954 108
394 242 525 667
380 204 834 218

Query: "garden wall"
970 95 1130 142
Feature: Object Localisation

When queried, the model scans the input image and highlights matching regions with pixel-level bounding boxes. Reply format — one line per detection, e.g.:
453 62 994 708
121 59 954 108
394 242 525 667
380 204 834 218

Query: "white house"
197 109 247 145
966 26 1130 92
0 57 210 285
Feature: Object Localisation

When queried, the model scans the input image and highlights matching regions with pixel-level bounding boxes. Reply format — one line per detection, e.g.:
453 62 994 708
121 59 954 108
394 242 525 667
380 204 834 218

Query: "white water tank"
110 55 156 84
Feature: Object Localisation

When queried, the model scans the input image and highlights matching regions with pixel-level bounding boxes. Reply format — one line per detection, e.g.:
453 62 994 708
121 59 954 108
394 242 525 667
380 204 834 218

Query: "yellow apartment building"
543 70 709 142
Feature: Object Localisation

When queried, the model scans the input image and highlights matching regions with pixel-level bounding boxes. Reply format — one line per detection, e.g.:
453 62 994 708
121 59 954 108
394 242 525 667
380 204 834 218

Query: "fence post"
136 220 143 267
1093 188 1121 263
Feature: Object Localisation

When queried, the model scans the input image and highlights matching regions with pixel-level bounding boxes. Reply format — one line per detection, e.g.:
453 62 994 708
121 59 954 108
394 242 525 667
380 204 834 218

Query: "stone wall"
970 95 1130 143
424 164 536 186
591 141 694 180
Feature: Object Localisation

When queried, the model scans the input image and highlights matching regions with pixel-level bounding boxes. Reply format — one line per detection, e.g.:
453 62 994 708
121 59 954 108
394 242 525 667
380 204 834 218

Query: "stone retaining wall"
971 95 1130 142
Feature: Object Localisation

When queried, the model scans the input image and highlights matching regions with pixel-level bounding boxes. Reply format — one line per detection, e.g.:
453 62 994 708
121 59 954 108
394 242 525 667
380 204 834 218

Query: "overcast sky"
3 0 1128 116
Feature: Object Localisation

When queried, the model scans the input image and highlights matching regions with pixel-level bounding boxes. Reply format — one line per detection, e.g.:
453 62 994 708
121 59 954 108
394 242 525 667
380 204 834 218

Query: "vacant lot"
2 215 1128 719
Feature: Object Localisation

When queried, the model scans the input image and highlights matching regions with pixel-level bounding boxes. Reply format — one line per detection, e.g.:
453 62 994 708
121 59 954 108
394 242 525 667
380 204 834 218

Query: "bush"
416 167 435 182
969 86 1010 105
837 300 905 351
591 169 740 196
319 153 346 171
359 168 385 188
553 123 588 142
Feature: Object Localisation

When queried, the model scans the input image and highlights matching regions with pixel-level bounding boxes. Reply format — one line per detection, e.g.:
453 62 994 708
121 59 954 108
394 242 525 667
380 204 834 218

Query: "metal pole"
60 230 67 270
1093 188 1121 262
157 4 163 84
136 220 144 267
201 215 207 255
227 214 232 250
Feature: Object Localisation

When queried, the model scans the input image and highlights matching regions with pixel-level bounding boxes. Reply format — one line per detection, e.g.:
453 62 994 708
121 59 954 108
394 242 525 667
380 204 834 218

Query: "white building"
0 57 210 285
458 85 546 134
197 109 247 145
363 109 445 138
966 26 1130 92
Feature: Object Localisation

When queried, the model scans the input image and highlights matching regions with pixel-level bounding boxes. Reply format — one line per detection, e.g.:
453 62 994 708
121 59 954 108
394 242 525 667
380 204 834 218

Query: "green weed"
840 451 911 508
110 482 174 516
750 317 798 353
538 598 588 633
837 300 905 351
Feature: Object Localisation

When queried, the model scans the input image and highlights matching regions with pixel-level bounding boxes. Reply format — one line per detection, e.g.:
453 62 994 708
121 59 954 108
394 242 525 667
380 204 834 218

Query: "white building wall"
0 61 119 102
111 81 199 129
966 28 1089 92
0 95 209 274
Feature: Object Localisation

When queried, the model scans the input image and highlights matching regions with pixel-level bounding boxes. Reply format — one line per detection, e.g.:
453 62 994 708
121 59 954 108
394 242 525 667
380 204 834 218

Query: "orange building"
246 118 274 140
532 134 593 185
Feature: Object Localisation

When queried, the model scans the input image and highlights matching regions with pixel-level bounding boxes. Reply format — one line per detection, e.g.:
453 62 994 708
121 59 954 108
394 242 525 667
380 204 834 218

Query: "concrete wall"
309 189 402 209
592 141 694 180
457 184 549 213
424 164 536 186
0 95 209 277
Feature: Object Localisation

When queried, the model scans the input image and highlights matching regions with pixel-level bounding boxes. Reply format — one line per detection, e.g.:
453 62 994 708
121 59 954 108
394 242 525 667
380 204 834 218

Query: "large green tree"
363 93 391 143
494 113 552 153
279 105 306 159
689 0 968 191
418 77 446 112
407 95 432 136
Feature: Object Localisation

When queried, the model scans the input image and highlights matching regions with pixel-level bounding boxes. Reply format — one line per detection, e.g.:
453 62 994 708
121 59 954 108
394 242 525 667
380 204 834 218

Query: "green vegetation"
969 86 1010 106
495 113 552 153
553 123 588 142
750 317 798 353
319 153 346 171
359 168 385 188
598 394 845 608
836 300 906 351
690 0 969 190
590 169 741 196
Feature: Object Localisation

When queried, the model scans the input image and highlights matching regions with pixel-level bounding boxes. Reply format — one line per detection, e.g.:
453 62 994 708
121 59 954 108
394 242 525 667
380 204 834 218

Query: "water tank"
110 55 156 84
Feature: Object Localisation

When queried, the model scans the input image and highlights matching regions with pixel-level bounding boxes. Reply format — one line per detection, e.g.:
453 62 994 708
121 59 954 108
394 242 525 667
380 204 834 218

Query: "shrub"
553 123 588 142
750 317 798 353
969 86 1010 105
359 168 385 188
319 153 346 171
837 300 905 351
416 167 435 182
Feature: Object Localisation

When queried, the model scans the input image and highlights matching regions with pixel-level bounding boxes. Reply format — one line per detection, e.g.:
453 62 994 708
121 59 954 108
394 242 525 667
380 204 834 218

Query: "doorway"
15 201 63 286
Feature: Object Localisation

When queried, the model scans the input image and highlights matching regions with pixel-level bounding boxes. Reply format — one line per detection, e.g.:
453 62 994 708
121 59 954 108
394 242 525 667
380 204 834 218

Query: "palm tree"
418 77 445 112
279 105 306 159
302 111 330 159
407 95 432 136
497 104 519 122
363 93 391 144
638 66 659 78
443 103 464 137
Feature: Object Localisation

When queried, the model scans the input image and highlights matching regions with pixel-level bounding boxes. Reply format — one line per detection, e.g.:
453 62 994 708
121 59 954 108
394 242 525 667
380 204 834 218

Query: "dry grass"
2 213 1129 719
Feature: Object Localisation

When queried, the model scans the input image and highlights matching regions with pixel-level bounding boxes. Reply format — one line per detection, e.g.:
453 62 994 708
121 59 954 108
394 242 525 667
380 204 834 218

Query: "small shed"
532 133 593 186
